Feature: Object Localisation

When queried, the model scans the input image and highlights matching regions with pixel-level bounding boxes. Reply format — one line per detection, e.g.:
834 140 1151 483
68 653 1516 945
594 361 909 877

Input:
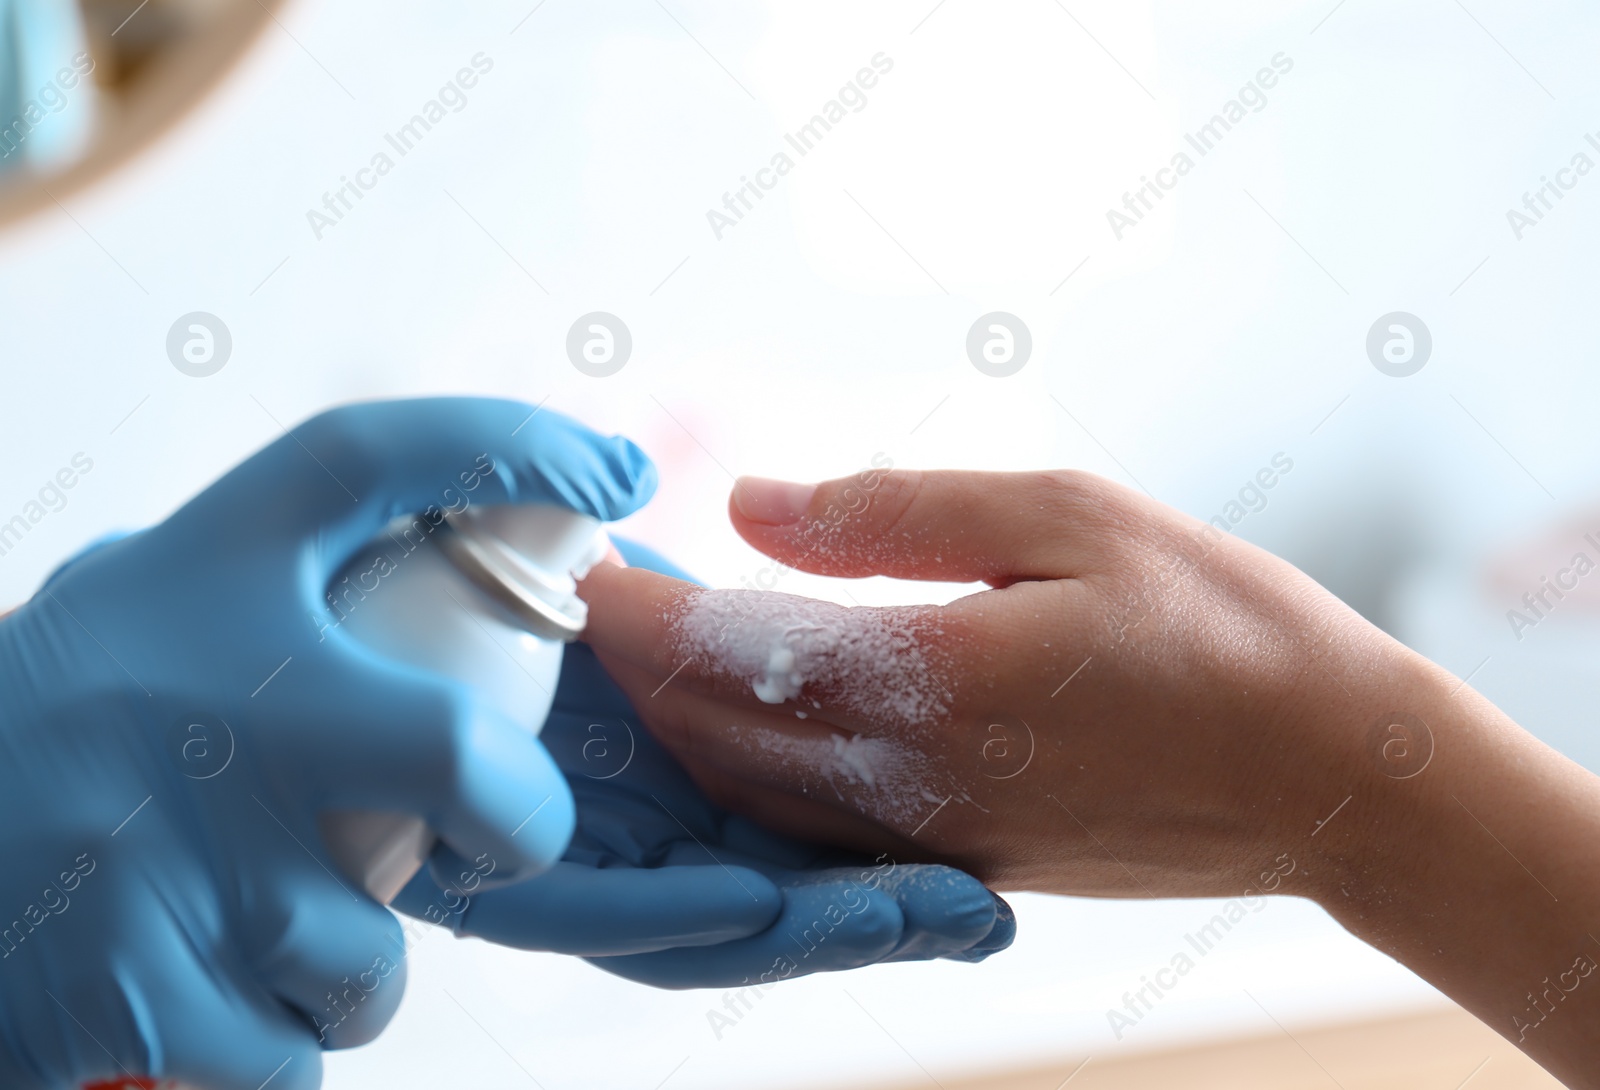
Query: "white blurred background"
3 0 1599 1085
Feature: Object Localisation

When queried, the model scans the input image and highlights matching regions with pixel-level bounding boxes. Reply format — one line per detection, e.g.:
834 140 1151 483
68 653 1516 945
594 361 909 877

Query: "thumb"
728 469 1126 583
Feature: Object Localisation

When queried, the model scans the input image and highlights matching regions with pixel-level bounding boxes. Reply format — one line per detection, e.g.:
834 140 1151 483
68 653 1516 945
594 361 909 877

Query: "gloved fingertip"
601 436 658 519
947 892 1017 963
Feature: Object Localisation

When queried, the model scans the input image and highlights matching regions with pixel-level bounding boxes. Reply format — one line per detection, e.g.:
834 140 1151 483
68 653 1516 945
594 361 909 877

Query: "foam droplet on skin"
751 644 801 703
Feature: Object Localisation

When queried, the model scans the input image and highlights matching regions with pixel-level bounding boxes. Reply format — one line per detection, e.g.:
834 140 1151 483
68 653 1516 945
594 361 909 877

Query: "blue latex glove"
0 398 654 1090
393 538 1015 987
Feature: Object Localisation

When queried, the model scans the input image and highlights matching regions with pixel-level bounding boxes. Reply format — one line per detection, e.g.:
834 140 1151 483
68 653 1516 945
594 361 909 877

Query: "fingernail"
733 476 815 526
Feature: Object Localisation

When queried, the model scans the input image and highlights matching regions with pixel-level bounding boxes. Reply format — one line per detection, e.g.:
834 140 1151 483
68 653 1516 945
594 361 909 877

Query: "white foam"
729 724 957 826
830 732 879 787
669 588 949 728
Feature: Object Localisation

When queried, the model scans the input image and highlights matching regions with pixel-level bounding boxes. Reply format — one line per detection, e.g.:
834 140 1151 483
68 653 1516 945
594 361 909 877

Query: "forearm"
1311 658 1600 1087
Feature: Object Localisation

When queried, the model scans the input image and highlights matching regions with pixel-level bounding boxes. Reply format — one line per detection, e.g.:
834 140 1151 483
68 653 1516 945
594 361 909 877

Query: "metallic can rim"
437 519 587 642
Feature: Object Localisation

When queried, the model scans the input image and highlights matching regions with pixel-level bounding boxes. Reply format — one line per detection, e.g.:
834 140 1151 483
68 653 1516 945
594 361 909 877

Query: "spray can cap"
438 504 608 641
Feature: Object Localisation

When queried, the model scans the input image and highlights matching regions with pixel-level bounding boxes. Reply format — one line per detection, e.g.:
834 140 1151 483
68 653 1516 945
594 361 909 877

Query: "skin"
580 467 1600 1087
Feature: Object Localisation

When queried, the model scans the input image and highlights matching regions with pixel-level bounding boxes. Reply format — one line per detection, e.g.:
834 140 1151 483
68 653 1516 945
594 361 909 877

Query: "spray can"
317 502 608 903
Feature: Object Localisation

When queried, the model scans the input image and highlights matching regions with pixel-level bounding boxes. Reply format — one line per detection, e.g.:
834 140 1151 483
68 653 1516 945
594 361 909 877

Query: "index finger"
578 563 959 732
166 397 657 578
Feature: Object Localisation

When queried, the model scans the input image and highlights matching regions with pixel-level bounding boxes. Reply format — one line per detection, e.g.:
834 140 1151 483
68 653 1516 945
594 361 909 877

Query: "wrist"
1284 644 1458 908
1309 652 1600 1084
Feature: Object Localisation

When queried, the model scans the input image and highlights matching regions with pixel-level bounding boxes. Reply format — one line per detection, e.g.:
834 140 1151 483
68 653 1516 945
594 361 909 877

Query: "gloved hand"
0 398 654 1090
393 538 1015 988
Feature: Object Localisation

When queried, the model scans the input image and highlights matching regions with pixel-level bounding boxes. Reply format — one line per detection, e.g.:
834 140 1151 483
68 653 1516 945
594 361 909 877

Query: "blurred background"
1 0 1595 1085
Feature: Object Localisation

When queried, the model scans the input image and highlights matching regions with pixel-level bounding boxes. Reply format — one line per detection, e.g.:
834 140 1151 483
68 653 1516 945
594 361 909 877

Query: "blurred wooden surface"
849 1006 1565 1090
